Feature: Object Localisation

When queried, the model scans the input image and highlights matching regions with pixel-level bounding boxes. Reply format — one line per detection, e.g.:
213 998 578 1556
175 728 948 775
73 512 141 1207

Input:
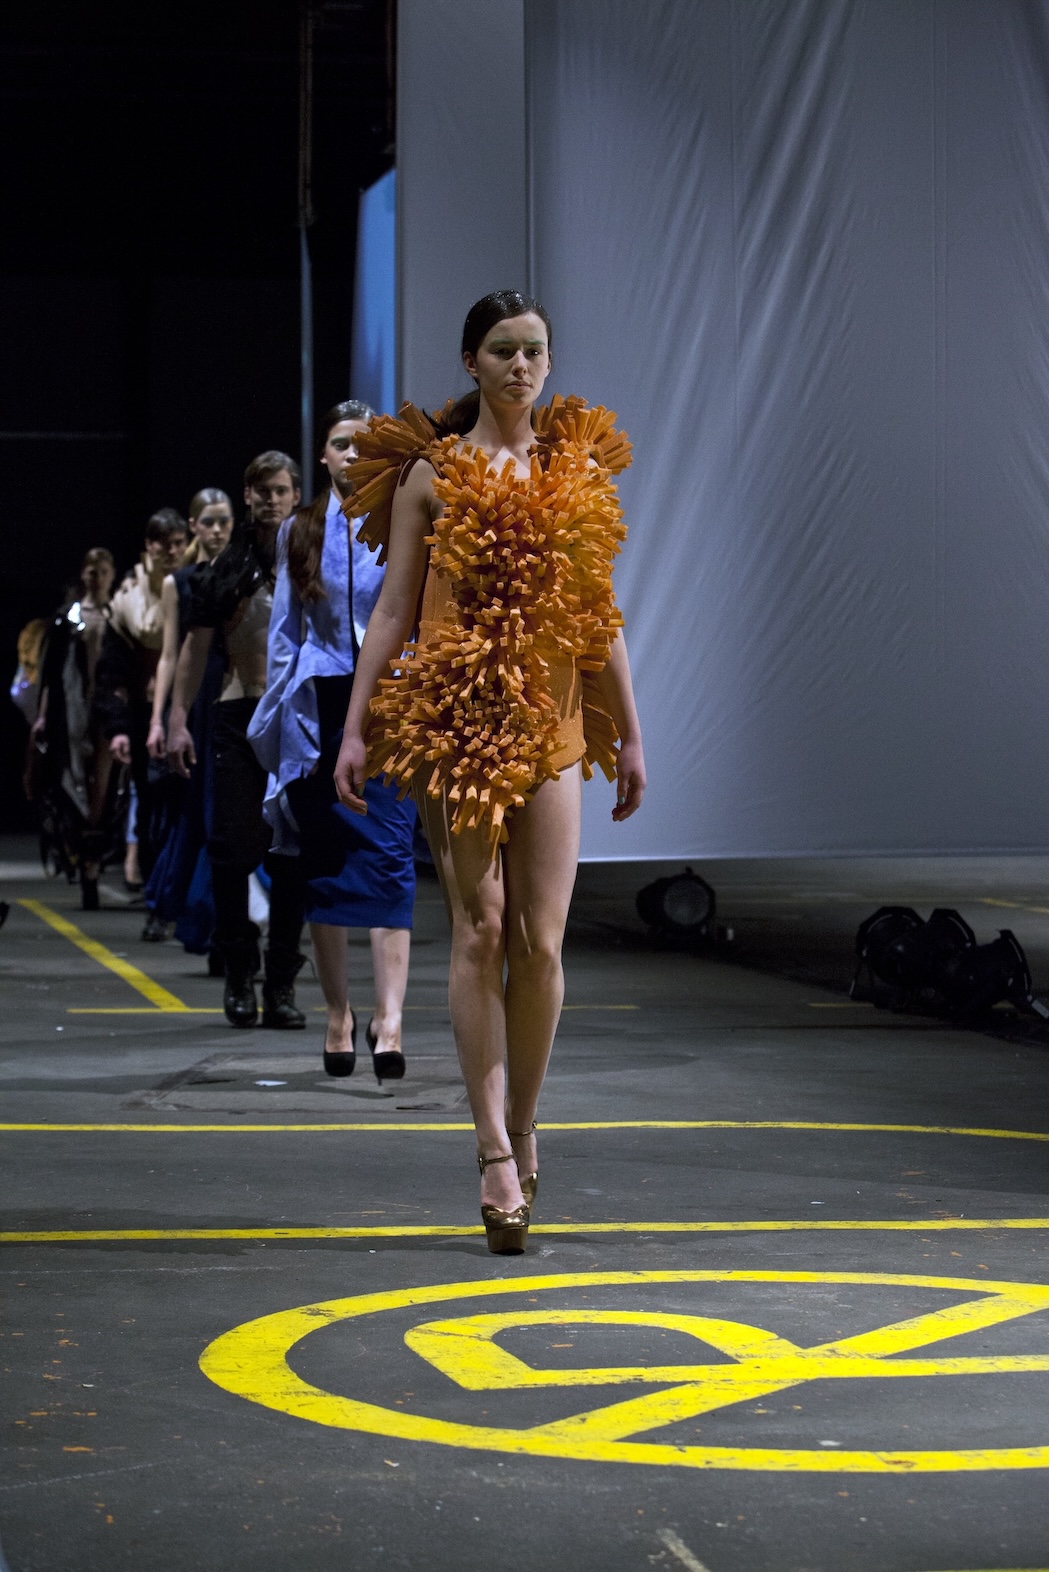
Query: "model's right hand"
167 723 197 779
146 720 167 760
334 731 368 815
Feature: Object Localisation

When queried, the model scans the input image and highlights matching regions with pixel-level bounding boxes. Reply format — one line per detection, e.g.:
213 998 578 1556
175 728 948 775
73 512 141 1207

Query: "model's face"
193 502 234 560
81 561 114 602
463 312 551 410
321 418 370 497
145 533 187 574
245 468 300 527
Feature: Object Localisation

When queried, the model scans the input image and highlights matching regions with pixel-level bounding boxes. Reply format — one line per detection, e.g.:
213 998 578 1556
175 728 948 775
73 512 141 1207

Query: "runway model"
334 290 645 1252
142 489 234 949
168 453 307 1029
30 547 120 908
94 509 188 900
249 403 416 1083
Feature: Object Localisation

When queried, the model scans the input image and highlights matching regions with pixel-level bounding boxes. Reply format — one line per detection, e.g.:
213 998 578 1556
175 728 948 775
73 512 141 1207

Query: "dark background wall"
0 0 393 830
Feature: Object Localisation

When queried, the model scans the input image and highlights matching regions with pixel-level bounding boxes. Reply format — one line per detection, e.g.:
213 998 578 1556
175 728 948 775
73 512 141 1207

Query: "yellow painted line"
18 899 189 1012
200 1269 1049 1472
66 1002 639 1016
1 1120 1045 1140
979 898 1049 917
2 1218 1045 1244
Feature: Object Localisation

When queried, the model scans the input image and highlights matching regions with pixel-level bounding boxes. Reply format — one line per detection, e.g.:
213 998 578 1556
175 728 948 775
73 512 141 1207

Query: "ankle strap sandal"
477 1151 529 1255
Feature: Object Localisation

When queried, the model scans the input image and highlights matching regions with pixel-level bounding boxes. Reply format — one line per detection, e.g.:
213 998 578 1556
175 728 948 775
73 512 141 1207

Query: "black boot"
221 931 260 1028
262 946 306 1030
141 913 169 942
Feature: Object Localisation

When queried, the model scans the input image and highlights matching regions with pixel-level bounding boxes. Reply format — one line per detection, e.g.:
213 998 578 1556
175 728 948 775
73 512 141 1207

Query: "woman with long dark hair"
249 402 416 1080
334 291 645 1252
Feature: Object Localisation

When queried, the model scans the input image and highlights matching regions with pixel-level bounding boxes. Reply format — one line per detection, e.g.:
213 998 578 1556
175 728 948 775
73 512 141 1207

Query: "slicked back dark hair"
435 290 553 437
287 400 376 604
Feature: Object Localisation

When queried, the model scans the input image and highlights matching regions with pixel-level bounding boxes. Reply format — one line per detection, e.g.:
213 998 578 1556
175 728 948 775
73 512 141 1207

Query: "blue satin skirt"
285 675 416 929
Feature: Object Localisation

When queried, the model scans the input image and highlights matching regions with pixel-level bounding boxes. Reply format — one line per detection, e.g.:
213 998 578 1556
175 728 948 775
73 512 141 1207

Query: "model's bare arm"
334 463 435 813
166 625 214 778
147 576 179 758
591 628 646 821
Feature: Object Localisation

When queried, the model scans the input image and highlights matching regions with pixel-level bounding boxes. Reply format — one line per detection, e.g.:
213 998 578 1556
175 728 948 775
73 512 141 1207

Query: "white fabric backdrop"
396 0 527 411
398 0 1049 859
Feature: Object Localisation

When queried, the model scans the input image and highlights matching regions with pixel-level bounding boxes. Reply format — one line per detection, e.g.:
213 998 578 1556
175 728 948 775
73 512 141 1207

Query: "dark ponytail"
288 400 374 603
433 290 553 437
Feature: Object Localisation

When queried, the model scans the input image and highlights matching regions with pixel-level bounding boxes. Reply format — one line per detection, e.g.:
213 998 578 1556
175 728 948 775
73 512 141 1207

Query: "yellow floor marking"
4 1218 1044 1244
979 898 1049 917
2 1119 1045 1140
18 900 189 1012
67 1007 223 1014
67 1002 639 1016
200 1269 1049 1472
405 1306 1046 1391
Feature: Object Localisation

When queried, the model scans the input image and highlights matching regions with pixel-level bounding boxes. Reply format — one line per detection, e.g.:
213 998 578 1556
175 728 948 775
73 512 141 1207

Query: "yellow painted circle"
199 1269 1048 1473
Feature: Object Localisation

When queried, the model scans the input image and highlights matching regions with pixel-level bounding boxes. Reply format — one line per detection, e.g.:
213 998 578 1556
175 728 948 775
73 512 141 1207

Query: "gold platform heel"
478 1152 530 1255
507 1121 538 1209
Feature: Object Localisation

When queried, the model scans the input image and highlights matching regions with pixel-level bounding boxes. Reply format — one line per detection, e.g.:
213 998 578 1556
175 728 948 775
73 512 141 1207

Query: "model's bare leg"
83 743 115 881
87 741 113 828
502 765 582 1182
310 922 354 1055
414 782 521 1213
369 927 410 1055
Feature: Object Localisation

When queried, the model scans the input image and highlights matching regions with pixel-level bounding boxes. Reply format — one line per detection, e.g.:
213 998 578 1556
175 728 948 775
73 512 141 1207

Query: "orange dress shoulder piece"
342 397 632 848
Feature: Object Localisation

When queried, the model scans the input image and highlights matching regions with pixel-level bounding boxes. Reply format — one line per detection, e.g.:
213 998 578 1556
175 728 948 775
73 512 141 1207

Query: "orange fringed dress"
343 396 632 848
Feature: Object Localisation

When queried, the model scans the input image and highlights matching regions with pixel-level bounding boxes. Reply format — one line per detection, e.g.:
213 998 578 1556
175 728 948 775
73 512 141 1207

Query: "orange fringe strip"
344 400 631 847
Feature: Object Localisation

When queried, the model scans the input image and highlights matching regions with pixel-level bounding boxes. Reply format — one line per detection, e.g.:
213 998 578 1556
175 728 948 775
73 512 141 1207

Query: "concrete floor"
0 840 1046 1572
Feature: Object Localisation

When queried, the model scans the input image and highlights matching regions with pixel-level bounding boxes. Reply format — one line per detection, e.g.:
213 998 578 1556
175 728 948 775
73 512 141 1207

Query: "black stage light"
851 906 927 1001
852 904 1048 1019
636 867 717 944
937 927 1049 1019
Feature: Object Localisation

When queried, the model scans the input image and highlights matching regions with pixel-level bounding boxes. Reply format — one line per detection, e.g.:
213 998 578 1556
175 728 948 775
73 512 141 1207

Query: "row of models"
27 511 194 910
165 422 415 1073
22 284 647 1255
21 430 415 1080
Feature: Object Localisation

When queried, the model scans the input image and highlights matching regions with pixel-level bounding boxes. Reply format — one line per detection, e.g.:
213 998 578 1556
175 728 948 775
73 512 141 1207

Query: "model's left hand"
109 734 132 765
612 739 646 821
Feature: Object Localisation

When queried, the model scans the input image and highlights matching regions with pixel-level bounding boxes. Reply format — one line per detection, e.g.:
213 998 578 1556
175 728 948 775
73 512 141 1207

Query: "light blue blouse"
248 489 385 852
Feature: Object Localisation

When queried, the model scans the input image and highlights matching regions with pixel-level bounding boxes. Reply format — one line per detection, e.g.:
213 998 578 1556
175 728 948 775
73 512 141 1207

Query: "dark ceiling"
0 0 394 829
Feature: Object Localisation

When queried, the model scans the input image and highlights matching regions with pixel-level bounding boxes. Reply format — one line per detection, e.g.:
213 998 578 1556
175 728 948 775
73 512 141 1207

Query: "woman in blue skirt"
248 402 416 1081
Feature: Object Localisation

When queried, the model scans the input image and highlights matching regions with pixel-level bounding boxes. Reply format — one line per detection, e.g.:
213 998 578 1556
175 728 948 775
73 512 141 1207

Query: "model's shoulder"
342 403 454 561
534 395 632 473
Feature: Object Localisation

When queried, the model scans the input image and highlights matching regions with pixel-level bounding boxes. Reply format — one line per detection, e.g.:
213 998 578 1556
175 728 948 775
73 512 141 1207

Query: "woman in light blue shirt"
249 402 416 1080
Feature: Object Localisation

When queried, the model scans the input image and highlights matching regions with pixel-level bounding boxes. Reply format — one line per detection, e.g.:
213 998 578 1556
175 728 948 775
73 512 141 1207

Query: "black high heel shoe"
507 1120 538 1208
367 1019 405 1083
478 1152 529 1255
323 1011 356 1077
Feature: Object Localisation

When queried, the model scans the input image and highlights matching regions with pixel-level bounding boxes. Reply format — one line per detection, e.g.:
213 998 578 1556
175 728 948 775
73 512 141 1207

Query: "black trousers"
207 697 305 959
